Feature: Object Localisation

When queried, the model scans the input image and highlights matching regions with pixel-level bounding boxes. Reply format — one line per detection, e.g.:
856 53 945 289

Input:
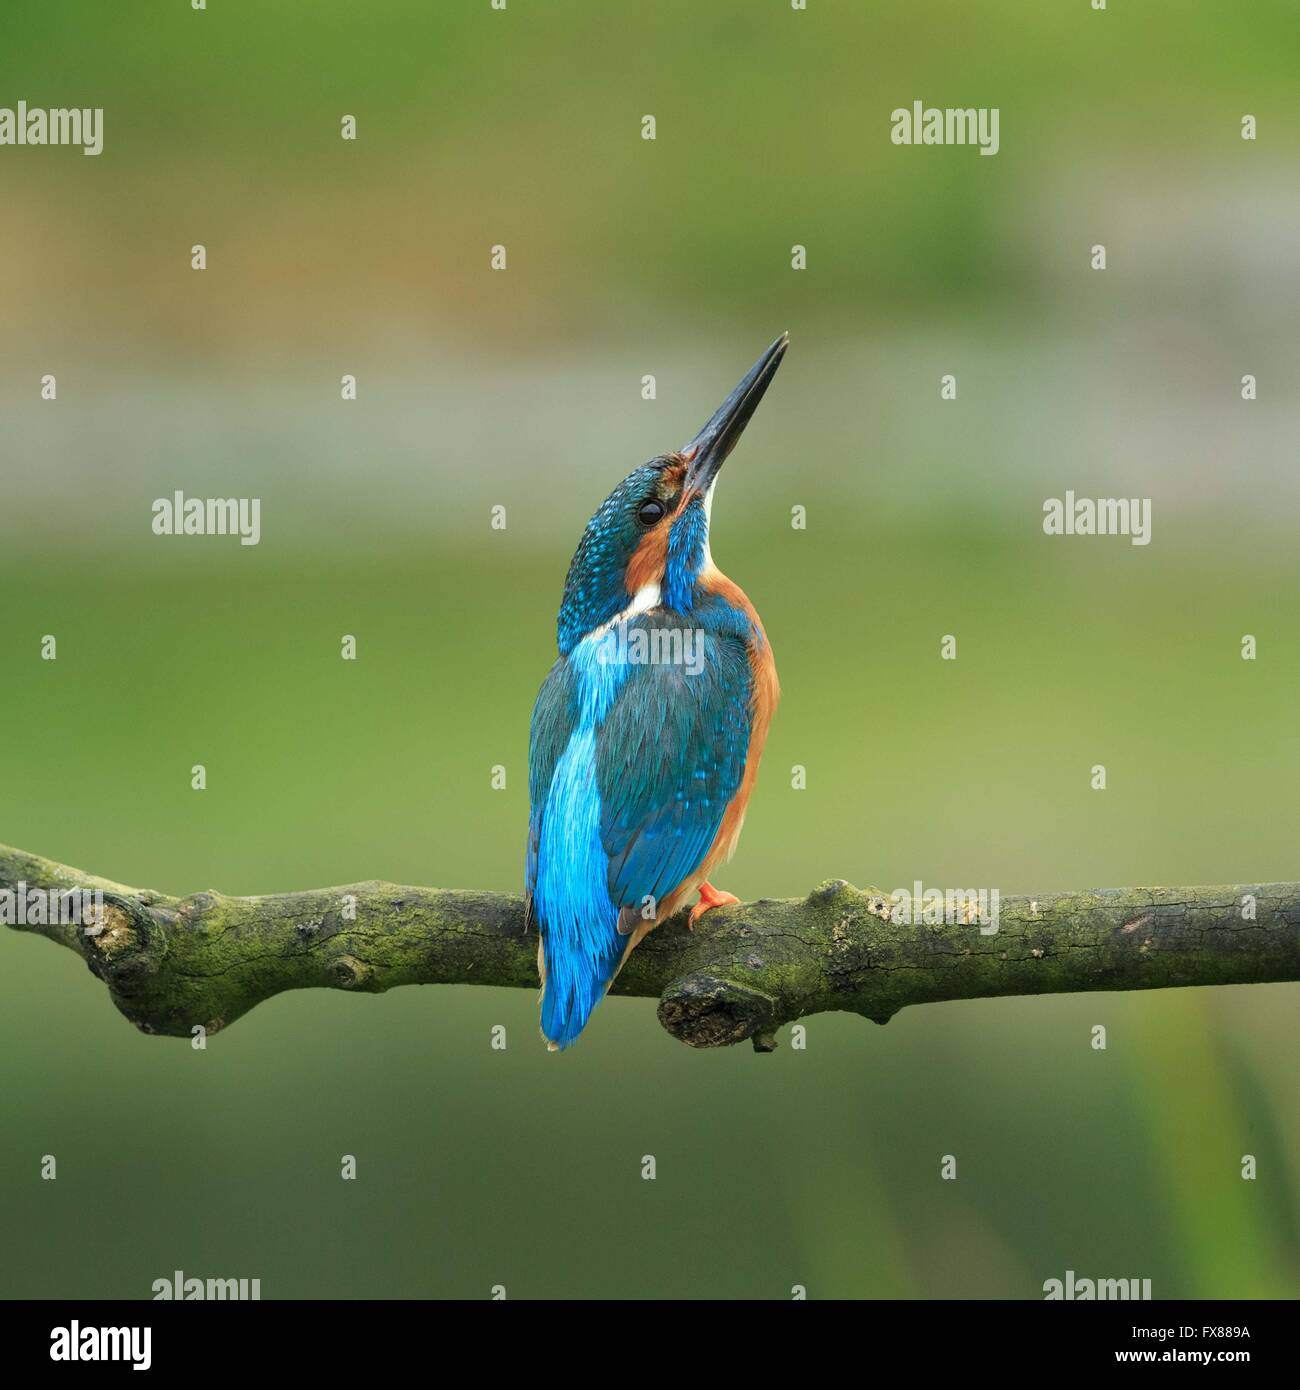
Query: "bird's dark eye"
636 498 666 528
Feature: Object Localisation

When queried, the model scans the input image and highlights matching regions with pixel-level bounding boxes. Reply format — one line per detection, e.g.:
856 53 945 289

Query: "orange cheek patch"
625 526 669 594
625 461 687 595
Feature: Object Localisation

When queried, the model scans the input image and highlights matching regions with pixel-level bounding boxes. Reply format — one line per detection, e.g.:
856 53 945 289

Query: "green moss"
4 841 1298 1049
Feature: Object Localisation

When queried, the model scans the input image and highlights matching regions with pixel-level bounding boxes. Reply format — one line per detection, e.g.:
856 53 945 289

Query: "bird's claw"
688 881 741 929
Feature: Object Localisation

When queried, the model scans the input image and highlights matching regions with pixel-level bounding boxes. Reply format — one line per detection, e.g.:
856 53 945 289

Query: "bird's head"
556 333 788 654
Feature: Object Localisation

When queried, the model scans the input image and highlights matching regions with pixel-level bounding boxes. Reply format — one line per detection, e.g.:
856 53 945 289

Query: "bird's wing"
595 618 753 914
525 655 579 912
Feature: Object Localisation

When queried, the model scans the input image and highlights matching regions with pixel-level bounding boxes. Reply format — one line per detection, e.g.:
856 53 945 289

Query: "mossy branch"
2 841 1297 1050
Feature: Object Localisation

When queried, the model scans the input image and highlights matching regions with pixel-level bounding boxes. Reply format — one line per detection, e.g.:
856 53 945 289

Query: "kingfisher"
526 334 787 1049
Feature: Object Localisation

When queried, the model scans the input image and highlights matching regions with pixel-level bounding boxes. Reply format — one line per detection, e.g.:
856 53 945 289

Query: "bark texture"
3 841 1297 1050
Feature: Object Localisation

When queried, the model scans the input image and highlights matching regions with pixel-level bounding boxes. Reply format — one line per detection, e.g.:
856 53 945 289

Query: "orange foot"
688 881 741 929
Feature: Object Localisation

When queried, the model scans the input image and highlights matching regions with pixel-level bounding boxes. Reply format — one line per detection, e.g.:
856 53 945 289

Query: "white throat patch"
700 478 716 572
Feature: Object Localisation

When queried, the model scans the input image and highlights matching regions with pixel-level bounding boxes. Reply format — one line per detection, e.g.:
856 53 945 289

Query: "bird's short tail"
539 931 626 1050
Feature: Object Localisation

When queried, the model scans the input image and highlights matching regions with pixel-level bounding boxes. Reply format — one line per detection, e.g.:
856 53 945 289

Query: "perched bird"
526 334 786 1049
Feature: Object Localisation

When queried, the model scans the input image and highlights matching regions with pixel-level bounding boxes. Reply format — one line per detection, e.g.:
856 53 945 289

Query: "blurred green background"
2 0 1298 1299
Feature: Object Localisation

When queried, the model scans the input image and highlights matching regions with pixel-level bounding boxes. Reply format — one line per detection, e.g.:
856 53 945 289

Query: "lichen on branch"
2 841 1297 1050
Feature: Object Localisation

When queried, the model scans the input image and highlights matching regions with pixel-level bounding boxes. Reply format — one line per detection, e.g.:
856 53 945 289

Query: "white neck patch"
588 580 662 639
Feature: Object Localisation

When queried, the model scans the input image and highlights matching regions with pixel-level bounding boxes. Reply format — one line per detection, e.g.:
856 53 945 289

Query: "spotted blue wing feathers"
598 632 751 914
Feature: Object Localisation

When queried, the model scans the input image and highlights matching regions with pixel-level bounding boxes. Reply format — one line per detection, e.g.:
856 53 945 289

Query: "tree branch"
2 841 1297 1050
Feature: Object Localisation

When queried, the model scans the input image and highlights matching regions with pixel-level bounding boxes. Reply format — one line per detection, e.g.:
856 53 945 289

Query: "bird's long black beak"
681 332 788 497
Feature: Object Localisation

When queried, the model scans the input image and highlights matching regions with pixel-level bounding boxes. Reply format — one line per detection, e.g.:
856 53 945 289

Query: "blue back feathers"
531 634 631 1047
528 591 757 1047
